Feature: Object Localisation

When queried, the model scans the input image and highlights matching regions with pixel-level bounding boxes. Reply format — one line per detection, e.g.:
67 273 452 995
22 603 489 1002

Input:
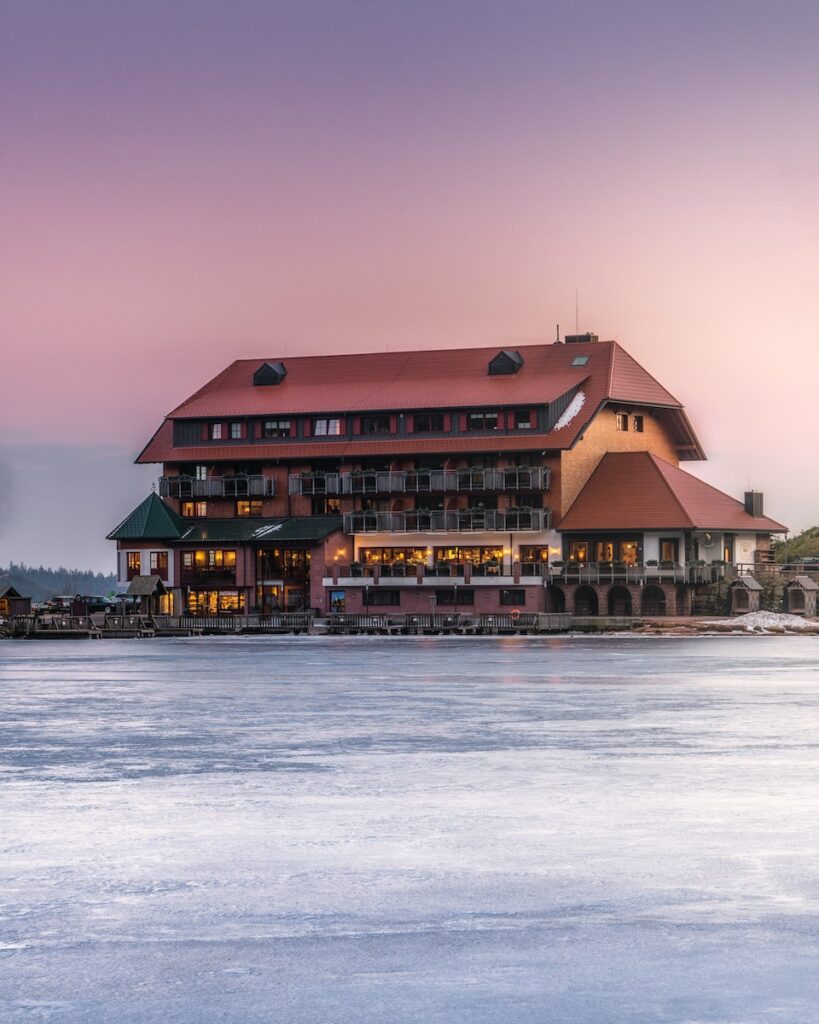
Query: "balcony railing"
289 467 549 496
343 508 551 534
159 475 275 499
327 561 732 583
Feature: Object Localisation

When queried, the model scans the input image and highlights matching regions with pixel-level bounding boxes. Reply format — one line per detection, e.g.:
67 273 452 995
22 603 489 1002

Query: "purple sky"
1 0 818 571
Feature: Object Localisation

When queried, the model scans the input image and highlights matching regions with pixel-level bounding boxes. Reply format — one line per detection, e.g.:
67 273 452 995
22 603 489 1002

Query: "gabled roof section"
176 516 342 544
127 575 167 596
107 493 186 541
136 338 704 463
559 452 787 533
0 586 22 599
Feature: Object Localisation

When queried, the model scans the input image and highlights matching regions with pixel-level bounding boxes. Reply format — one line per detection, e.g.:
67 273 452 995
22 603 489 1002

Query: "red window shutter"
303 419 311 438
353 416 361 434
389 415 398 434
241 422 248 439
530 409 538 428
443 413 451 431
289 421 298 437
506 411 515 429
201 423 209 441
459 413 467 431
405 414 414 432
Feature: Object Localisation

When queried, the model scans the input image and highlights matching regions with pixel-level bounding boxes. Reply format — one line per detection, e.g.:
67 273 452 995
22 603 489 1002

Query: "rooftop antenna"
555 323 561 344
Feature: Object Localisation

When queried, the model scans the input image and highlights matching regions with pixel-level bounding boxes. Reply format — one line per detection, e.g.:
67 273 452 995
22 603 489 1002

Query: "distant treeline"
773 527 819 563
1 562 120 602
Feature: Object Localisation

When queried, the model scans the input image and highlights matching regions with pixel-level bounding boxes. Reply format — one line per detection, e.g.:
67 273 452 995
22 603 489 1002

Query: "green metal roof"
177 516 343 544
107 493 186 541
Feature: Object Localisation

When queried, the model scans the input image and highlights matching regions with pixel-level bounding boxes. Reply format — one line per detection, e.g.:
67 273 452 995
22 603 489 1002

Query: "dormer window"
253 361 287 386
210 423 222 440
488 350 524 375
230 422 242 439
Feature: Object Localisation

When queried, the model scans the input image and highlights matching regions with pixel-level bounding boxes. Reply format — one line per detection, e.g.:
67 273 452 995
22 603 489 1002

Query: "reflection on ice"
2 636 819 1023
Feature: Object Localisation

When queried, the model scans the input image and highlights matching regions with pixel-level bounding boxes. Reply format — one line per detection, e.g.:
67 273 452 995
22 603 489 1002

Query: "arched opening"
608 585 632 616
641 584 667 616
574 585 598 616
545 584 566 613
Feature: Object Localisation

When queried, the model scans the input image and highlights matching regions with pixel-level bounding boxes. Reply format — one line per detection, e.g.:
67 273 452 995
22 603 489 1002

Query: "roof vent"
564 332 599 345
253 361 287 386
488 350 524 375
744 491 764 517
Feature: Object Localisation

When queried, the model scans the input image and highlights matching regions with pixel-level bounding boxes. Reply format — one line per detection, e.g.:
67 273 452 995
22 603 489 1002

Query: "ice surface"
2 635 819 1022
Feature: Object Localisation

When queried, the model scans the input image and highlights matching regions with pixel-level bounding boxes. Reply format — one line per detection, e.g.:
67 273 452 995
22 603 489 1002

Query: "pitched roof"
0 586 22 599
107 493 186 541
559 451 787 533
126 575 167 596
176 516 343 544
786 575 819 591
136 339 704 463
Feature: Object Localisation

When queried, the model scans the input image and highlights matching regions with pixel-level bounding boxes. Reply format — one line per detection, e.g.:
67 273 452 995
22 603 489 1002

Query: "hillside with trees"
0 562 120 603
773 527 819 563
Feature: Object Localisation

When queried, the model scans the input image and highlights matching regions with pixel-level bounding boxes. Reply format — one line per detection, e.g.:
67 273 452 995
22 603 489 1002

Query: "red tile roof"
137 339 704 463
559 452 787 533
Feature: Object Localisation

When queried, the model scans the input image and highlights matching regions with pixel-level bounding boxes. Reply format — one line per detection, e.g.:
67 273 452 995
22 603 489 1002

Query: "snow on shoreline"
710 611 819 632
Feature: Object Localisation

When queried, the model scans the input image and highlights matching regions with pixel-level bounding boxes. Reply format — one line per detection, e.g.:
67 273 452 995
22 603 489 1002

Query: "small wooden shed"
729 577 762 615
783 576 818 617
0 586 32 618
126 575 167 615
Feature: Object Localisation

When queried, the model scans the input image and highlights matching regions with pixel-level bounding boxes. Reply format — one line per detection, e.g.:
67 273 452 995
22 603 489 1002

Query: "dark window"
263 419 291 438
500 589 526 606
414 413 444 433
363 589 401 607
312 497 341 515
435 589 475 606
466 412 500 431
514 409 533 429
209 423 222 440
230 422 242 439
615 412 629 431
361 415 391 435
236 500 263 517
633 415 644 433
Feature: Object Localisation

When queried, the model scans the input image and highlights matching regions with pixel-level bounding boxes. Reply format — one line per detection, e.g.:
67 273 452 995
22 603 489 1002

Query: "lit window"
313 418 342 436
230 422 242 439
615 412 629 431
210 423 222 440
572 355 589 366
633 415 644 433
126 552 141 579
182 501 208 517
264 419 291 438
237 500 263 517
194 465 208 480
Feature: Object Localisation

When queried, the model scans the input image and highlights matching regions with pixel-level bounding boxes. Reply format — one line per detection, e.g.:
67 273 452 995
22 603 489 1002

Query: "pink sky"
1 0 818 570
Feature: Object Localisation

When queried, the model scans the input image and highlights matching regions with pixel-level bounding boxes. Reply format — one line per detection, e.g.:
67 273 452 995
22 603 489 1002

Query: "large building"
108 333 786 617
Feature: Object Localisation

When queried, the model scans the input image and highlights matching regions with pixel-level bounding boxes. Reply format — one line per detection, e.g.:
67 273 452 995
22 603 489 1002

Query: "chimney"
744 491 764 517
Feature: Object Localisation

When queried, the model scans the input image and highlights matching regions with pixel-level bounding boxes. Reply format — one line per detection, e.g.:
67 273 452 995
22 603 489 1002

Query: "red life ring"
510 608 520 620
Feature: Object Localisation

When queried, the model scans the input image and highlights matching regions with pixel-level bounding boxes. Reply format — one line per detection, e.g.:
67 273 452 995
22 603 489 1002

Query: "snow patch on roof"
554 390 586 430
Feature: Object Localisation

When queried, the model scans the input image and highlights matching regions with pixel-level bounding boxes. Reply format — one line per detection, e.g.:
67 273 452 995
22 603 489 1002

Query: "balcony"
159 475 275 499
289 467 549 497
343 508 551 534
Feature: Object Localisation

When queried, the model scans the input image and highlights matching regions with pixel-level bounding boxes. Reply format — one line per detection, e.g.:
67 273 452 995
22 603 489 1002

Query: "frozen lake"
2 635 819 1023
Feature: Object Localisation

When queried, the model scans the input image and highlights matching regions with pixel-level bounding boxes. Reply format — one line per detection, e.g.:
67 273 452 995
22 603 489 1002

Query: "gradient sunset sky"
1 0 818 571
